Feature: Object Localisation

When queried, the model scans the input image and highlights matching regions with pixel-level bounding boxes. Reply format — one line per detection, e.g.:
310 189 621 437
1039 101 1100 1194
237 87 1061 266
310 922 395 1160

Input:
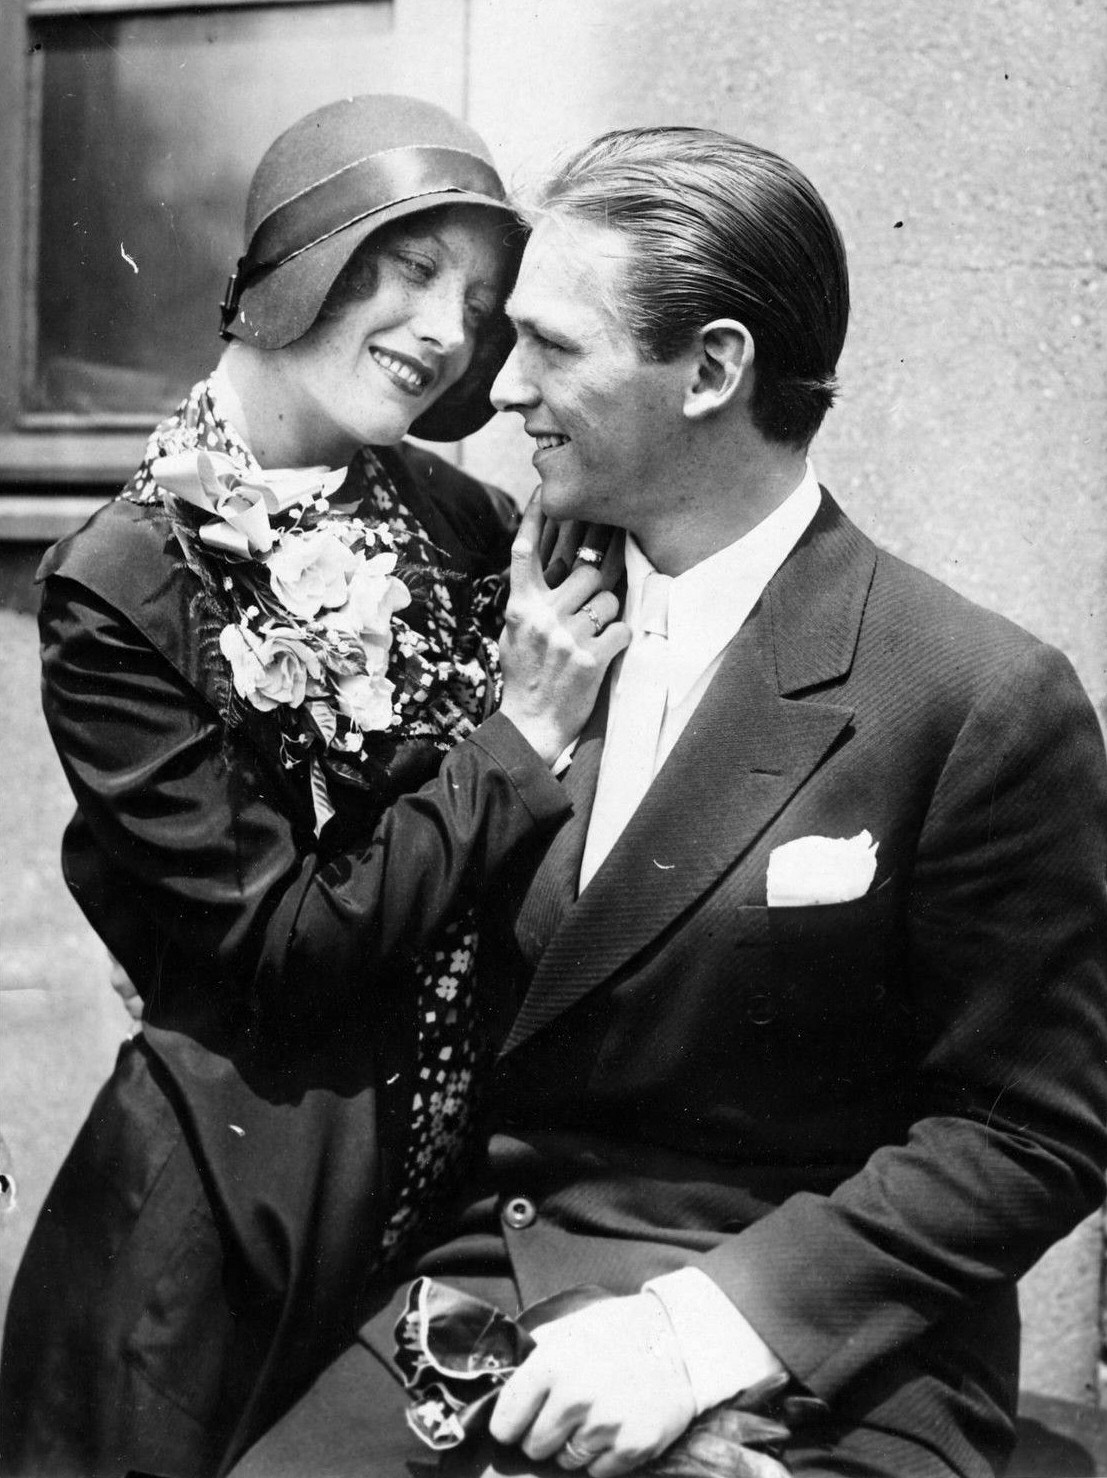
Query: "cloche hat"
219 94 522 441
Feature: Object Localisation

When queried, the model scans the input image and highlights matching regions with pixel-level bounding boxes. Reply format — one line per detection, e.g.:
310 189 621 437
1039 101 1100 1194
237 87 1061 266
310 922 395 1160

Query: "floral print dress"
125 377 515 1263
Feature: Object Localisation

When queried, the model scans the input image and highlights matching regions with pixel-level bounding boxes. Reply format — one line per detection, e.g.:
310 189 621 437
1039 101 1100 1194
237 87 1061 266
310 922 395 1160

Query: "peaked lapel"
513 683 608 965
500 493 876 1057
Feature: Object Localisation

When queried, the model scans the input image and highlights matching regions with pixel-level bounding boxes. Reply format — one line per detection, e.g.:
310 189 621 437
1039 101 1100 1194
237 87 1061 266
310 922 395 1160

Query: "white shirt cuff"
642 1267 785 1415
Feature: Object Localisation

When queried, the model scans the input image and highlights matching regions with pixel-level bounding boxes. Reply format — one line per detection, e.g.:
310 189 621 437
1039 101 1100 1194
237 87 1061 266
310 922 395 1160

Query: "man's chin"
535 478 601 525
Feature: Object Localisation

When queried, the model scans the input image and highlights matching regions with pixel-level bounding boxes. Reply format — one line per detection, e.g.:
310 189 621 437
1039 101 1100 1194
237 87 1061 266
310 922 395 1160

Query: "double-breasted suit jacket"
465 490 1107 1475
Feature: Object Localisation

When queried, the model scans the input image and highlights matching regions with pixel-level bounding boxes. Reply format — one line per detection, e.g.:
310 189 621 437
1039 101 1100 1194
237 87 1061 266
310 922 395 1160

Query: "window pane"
27 2 392 420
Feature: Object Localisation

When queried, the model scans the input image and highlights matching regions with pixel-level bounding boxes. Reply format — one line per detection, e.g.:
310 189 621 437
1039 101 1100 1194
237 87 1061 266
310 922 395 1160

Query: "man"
233 128 1107 1478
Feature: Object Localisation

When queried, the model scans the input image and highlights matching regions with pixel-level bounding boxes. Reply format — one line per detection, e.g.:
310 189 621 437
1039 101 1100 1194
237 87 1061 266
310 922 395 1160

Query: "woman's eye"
465 297 494 327
394 251 435 281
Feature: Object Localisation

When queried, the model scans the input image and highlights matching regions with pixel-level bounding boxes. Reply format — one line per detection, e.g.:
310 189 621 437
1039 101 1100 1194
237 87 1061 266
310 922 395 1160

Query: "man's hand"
488 1293 696 1478
498 490 629 764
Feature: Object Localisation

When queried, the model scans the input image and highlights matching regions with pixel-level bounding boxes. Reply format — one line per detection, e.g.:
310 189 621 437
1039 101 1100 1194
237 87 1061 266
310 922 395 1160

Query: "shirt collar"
625 462 822 706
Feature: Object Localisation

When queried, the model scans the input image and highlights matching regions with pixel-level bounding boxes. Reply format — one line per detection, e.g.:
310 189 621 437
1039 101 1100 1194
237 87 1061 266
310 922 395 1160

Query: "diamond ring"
580 602 605 635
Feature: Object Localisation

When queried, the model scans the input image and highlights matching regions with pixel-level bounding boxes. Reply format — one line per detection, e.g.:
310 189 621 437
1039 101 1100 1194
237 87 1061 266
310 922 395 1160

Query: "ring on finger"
574 545 604 567
579 602 606 635
559 1438 601 1470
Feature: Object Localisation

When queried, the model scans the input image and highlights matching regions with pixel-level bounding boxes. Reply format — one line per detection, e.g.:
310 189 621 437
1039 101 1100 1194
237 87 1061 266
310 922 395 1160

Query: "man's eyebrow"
504 301 571 340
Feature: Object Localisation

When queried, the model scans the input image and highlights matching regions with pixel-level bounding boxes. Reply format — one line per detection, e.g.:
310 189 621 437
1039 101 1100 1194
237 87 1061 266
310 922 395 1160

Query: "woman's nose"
490 345 536 412
414 280 469 357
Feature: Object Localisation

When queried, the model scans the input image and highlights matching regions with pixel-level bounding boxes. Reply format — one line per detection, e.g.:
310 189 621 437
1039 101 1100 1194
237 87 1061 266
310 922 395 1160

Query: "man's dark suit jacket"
408 490 1107 1477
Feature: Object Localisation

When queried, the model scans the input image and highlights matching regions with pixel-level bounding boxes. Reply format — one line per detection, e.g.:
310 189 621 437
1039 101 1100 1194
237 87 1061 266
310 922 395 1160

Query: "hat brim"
230 191 523 442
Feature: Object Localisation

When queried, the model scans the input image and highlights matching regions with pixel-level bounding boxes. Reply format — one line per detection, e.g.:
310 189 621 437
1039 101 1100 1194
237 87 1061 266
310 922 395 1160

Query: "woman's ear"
682 319 755 421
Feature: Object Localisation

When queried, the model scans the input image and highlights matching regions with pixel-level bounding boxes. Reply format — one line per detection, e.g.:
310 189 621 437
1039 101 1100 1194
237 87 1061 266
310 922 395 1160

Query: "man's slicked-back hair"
535 127 849 449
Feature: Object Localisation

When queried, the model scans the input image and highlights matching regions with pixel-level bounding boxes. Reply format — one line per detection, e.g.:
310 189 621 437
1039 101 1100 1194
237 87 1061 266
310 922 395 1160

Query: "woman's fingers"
571 524 612 571
544 521 618 591
545 519 585 588
538 495 561 569
574 590 622 638
592 619 631 664
509 488 549 598
500 498 629 763
597 527 625 592
550 528 624 614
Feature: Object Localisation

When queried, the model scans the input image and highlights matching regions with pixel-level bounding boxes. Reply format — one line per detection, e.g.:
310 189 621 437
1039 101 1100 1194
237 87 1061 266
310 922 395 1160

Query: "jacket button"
502 1195 537 1230
746 992 776 1025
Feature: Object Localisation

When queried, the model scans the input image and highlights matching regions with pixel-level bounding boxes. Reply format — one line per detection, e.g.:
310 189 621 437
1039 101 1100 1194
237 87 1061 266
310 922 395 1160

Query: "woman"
0 96 625 1478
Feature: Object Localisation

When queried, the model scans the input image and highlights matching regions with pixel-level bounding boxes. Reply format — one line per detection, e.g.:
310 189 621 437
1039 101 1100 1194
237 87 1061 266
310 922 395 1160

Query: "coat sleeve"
700 640 1107 1399
41 575 570 1031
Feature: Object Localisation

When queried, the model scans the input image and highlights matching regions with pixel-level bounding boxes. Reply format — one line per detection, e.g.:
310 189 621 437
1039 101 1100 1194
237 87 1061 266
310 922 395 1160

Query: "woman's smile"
277 206 510 462
368 346 436 397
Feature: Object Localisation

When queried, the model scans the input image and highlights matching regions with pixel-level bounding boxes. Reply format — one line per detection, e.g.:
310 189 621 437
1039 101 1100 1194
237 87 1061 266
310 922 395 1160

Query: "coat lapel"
500 493 876 1057
512 683 608 965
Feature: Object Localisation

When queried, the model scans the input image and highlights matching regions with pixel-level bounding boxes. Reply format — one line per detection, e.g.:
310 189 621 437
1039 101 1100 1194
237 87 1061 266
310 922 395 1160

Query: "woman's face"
278 206 511 463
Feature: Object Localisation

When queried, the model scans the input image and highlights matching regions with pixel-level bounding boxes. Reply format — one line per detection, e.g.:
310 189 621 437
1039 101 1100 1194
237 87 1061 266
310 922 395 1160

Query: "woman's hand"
498 490 629 764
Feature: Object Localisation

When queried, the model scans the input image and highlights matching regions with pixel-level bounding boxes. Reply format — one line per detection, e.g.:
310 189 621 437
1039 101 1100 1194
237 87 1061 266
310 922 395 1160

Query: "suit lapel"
513 683 608 964
500 493 876 1057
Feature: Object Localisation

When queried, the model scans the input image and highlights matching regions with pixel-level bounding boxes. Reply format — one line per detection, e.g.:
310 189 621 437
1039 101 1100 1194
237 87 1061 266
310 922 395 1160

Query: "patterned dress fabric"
124 378 509 1261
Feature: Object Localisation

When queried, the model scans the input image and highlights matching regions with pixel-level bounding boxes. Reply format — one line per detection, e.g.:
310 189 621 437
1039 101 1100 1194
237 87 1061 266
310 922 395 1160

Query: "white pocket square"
766 830 879 907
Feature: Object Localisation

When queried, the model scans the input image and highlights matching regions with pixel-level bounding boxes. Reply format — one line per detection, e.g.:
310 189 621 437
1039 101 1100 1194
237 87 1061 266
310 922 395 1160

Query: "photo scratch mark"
120 243 138 274
228 1124 245 1137
653 859 675 870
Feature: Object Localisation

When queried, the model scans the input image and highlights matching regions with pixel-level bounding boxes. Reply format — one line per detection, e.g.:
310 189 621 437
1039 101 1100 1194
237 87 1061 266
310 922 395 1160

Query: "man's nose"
490 344 536 413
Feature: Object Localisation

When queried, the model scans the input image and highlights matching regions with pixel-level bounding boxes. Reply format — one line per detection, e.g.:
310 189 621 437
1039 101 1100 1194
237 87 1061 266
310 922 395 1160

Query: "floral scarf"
124 378 509 1261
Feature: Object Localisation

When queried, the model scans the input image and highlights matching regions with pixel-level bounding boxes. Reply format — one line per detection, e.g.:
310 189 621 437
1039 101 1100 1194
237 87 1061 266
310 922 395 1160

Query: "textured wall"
0 610 134 1327
459 0 1106 717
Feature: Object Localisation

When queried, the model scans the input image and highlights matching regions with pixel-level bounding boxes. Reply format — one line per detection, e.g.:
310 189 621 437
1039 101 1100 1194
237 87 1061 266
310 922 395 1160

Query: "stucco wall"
458 0 1106 719
2 0 1103 1419
453 1 1107 1404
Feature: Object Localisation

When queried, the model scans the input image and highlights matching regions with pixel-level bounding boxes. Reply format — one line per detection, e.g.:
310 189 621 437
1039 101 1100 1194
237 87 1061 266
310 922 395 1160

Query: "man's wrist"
642 1267 786 1416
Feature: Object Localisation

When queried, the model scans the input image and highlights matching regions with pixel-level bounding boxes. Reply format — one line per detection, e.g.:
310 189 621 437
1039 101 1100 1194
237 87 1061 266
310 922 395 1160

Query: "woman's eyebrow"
399 229 499 285
391 227 440 251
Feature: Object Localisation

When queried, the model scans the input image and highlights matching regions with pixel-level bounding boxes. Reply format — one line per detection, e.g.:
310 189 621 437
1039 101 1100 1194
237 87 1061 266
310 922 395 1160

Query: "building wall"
457 11 1107 1398
1 0 1104 1416
458 0 1107 720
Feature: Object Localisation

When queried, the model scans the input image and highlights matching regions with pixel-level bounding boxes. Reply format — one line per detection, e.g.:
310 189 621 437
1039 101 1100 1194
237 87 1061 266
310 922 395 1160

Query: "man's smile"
533 433 570 451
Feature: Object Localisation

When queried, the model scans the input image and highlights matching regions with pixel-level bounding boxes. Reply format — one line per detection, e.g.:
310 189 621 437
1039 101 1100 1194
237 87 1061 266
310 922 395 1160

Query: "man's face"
491 218 692 532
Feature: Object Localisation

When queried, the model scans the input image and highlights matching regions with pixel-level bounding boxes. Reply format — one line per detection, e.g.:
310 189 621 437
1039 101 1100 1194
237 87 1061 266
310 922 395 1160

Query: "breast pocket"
768 875 900 1030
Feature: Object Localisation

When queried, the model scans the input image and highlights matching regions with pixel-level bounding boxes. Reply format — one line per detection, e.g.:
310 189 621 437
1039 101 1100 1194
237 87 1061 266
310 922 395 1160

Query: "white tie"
579 571 672 889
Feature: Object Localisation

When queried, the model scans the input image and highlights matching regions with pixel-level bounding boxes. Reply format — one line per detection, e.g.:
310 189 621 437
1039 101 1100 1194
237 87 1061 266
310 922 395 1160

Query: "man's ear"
682 319 755 421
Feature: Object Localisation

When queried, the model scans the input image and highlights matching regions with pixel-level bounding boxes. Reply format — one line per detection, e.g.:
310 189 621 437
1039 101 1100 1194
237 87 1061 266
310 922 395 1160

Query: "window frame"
0 0 466 492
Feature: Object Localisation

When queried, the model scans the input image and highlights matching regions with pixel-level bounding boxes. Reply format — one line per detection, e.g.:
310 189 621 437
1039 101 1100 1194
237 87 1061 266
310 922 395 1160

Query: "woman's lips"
370 348 434 397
